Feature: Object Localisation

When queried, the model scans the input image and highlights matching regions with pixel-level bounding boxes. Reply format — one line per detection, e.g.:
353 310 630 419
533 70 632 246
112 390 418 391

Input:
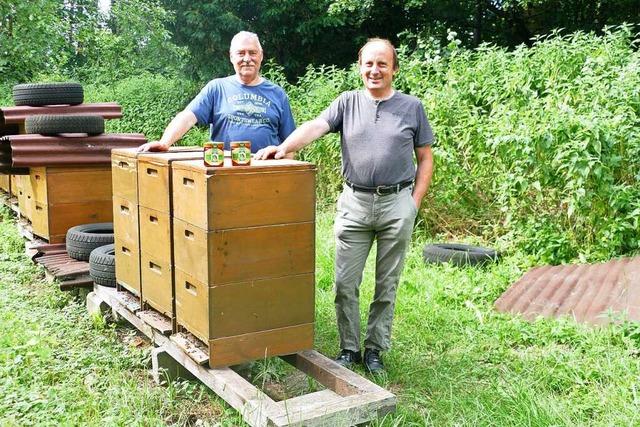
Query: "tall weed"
291 25 640 264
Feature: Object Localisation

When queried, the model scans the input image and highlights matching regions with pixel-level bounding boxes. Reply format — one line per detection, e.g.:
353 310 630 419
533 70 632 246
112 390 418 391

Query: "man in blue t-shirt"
138 31 295 154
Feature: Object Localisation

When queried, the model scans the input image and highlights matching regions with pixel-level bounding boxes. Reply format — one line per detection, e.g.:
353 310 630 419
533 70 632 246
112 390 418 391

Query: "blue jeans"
333 183 417 352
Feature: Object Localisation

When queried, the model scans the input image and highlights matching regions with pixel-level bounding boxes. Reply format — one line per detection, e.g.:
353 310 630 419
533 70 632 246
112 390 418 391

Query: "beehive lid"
172 158 317 174
137 147 205 165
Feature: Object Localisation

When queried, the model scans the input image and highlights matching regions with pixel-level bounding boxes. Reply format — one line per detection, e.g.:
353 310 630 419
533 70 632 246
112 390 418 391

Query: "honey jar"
230 141 251 166
203 141 224 167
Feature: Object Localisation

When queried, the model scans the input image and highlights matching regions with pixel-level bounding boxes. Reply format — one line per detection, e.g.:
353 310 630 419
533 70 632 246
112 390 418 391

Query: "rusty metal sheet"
0 103 122 124
30 243 67 261
1 133 147 167
35 252 90 280
28 237 95 290
495 256 640 324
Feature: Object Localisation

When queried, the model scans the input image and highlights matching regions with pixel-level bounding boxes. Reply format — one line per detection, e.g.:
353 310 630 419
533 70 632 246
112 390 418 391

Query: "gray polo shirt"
319 90 434 187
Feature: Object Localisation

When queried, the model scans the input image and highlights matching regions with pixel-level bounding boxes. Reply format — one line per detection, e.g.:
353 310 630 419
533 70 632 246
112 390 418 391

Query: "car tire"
66 222 115 261
422 243 501 266
89 244 116 287
25 114 105 135
12 82 84 106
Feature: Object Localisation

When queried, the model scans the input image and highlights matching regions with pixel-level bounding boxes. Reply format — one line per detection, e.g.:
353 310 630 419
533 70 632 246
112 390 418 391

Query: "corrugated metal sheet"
29 236 95 290
495 256 640 324
35 253 90 280
0 133 147 167
0 103 122 124
31 243 68 260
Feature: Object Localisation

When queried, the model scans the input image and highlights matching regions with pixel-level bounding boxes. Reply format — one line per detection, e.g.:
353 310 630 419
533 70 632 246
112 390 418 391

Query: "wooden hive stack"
170 158 317 367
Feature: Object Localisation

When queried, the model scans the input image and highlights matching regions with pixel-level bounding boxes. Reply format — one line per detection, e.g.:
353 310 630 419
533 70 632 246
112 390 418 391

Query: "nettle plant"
392 26 640 264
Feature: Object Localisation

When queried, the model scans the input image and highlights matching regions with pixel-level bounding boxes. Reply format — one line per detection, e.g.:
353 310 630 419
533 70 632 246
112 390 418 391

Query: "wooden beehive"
14 174 31 219
112 148 142 296
27 166 113 243
9 175 19 197
111 148 203 311
0 174 9 193
171 158 317 367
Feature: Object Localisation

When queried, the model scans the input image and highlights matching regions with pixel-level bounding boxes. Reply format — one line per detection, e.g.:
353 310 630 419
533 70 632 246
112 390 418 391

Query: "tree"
159 0 365 81
0 0 68 83
75 0 189 83
327 0 640 49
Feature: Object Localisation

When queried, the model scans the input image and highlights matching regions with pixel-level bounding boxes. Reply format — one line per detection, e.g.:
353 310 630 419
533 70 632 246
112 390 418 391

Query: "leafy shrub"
84 73 208 145
390 25 640 264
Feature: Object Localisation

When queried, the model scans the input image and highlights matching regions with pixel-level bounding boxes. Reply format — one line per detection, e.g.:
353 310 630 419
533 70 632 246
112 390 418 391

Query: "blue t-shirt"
187 76 296 152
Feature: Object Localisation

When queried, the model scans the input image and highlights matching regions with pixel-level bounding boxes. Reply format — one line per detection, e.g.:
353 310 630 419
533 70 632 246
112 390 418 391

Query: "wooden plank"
160 339 277 427
170 332 209 365
270 389 341 415
282 350 382 395
58 276 94 291
138 310 172 335
93 285 162 342
112 290 141 313
17 218 35 242
90 270 395 427
270 389 396 427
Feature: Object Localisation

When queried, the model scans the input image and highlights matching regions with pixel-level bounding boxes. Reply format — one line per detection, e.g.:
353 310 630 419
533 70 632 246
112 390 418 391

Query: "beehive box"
10 175 19 197
171 158 317 367
137 150 203 317
0 174 9 193
112 195 140 295
14 174 31 220
112 148 141 295
111 148 140 204
111 148 203 308
27 166 113 243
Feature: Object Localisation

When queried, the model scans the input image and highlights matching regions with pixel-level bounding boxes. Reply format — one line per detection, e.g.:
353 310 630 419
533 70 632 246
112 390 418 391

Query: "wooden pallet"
88 285 396 426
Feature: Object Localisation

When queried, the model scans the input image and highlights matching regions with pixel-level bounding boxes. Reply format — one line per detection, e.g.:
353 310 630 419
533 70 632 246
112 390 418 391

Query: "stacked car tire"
66 222 116 287
14 82 105 136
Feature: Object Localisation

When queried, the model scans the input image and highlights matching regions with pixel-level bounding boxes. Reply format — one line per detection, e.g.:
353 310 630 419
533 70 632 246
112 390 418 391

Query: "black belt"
345 180 413 195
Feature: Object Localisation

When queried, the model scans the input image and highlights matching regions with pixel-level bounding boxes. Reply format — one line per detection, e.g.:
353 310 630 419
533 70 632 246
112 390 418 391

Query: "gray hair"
230 31 263 51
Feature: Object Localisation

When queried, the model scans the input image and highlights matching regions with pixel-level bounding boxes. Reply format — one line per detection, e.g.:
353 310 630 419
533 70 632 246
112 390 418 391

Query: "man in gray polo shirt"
255 38 434 374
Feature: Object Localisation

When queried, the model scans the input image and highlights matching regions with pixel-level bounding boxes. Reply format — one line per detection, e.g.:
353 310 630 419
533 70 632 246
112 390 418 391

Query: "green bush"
395 25 640 263
84 73 208 146
0 83 12 106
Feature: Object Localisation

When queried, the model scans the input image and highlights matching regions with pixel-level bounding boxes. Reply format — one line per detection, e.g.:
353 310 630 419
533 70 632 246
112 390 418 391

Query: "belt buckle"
375 185 391 195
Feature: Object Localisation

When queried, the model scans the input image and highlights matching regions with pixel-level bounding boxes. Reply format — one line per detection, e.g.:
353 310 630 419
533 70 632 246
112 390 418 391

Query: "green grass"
1 204 640 426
